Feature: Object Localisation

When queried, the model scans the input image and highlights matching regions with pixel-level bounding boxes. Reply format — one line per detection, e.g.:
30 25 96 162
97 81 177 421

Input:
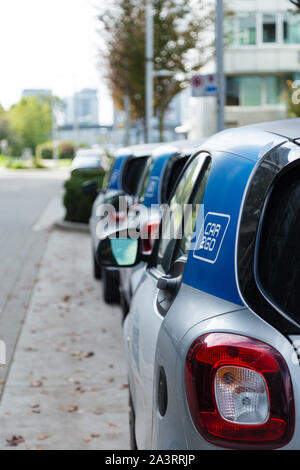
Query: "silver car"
98 119 300 450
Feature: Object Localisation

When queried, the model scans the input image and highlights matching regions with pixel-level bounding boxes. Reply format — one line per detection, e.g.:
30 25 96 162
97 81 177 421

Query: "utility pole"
145 0 154 143
216 0 225 132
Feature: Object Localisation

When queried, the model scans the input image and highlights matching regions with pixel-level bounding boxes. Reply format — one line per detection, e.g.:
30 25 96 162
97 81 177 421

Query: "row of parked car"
85 119 300 450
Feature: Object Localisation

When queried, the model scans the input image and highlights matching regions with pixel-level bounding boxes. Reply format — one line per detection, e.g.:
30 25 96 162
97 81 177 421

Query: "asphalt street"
0 169 67 390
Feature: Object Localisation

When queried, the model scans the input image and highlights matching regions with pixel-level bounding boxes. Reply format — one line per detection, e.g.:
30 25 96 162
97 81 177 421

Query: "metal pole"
145 0 154 143
216 0 225 132
124 94 131 146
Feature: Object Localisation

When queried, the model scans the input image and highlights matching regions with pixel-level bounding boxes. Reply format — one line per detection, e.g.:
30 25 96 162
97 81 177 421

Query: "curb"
54 219 90 233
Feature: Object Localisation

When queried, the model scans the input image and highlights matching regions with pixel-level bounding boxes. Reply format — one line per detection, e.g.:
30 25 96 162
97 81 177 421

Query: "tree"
8 95 52 153
285 80 300 117
98 0 214 141
289 0 300 8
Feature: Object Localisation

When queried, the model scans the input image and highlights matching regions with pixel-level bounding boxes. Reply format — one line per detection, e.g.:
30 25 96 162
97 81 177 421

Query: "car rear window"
256 167 300 325
163 156 189 202
122 157 148 195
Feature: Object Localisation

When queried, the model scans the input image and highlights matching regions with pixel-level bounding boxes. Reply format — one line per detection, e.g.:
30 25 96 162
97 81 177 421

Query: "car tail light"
109 211 127 223
185 333 294 449
141 221 160 253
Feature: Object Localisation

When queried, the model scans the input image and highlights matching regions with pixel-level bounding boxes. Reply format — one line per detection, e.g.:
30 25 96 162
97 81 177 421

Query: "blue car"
118 140 204 319
90 144 156 301
98 119 300 450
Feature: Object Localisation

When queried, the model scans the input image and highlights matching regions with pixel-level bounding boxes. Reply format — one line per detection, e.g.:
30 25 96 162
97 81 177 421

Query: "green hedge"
36 141 53 159
63 170 105 223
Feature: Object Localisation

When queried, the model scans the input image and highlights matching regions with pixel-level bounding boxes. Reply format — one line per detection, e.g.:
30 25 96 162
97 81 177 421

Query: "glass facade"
263 14 277 43
238 15 256 45
226 76 284 107
227 11 300 46
283 13 300 44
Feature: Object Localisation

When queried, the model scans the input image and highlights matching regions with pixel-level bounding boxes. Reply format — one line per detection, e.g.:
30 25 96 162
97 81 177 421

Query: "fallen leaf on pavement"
38 434 52 441
108 423 119 430
30 380 43 388
6 435 25 447
93 409 103 416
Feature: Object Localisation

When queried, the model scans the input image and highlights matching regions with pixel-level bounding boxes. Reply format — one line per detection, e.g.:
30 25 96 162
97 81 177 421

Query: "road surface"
0 169 67 389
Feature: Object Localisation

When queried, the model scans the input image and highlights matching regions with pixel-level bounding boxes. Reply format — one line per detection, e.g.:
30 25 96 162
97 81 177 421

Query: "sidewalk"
0 229 130 450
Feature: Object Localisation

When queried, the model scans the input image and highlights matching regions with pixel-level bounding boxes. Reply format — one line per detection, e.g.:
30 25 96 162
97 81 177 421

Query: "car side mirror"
97 228 145 268
82 180 99 198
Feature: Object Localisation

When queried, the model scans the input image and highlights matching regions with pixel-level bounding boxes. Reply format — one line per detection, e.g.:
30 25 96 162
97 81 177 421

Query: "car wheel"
102 268 120 304
129 391 137 450
120 290 129 323
93 252 102 280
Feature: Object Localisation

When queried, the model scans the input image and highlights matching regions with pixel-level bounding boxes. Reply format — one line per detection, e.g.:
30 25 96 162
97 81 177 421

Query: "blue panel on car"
107 155 129 190
183 151 255 306
143 153 175 208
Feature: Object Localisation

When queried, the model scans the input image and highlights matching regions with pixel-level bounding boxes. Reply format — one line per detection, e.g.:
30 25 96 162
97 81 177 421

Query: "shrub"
59 141 74 159
63 170 105 223
36 141 53 160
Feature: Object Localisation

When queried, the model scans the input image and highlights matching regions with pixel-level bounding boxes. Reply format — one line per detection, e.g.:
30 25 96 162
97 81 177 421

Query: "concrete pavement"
0 168 130 449
0 229 130 450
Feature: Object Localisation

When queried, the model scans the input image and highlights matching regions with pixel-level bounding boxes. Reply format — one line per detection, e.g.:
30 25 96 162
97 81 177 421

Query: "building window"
237 15 256 45
240 76 262 106
226 77 240 105
227 76 283 107
265 76 281 105
263 14 277 43
283 12 300 44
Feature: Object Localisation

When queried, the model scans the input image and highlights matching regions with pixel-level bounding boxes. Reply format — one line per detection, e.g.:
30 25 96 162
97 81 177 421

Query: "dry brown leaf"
30 380 43 388
6 435 25 447
38 434 52 441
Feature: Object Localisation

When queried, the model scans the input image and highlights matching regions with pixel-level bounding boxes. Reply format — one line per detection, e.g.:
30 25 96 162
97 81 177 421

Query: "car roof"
247 118 300 140
115 143 160 158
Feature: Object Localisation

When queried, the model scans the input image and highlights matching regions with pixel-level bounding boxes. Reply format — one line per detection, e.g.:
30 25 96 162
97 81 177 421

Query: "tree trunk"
159 109 165 143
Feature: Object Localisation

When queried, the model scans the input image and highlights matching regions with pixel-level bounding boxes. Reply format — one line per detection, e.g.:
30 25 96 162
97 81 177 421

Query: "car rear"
152 123 300 450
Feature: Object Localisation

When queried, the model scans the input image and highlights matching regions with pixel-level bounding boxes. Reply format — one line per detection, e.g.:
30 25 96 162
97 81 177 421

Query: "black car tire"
93 252 102 280
120 290 129 323
129 390 137 450
102 268 120 304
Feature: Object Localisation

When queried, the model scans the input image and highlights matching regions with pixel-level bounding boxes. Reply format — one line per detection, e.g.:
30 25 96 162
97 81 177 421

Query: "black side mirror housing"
96 228 149 268
82 180 99 198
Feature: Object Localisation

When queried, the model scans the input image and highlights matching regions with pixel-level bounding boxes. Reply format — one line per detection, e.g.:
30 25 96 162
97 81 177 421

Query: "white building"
188 0 300 138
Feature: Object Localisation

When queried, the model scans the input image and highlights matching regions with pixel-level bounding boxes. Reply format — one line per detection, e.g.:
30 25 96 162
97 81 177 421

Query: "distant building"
58 89 100 144
58 123 112 147
188 0 300 138
22 89 52 98
62 88 99 126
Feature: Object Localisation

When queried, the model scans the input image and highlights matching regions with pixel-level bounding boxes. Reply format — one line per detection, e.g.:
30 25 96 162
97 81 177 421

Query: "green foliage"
63 170 105 223
98 0 214 139
285 80 300 117
0 155 9 167
36 141 54 159
59 141 74 159
5 158 46 170
8 96 52 153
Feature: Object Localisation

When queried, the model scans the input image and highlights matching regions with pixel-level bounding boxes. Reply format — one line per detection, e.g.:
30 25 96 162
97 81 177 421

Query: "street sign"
191 74 218 97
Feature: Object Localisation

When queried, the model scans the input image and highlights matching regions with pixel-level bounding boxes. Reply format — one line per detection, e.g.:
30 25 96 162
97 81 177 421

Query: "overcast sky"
0 0 113 124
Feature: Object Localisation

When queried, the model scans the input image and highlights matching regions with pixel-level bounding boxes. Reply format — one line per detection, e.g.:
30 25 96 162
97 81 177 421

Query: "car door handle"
157 275 182 294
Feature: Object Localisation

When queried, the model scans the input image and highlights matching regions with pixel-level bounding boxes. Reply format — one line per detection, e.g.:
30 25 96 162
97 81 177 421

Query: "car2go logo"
193 212 230 264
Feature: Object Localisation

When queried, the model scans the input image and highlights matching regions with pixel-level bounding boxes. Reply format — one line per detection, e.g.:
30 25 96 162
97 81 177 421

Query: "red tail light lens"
141 221 160 253
185 333 294 449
